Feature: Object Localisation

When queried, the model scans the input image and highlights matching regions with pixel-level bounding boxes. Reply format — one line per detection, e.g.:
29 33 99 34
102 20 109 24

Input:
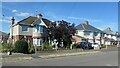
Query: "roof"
75 21 103 33
103 27 115 35
0 31 9 38
104 37 115 41
17 16 52 26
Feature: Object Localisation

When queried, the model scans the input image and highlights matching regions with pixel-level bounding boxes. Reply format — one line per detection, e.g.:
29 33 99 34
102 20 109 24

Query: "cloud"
15 12 32 17
0 16 20 23
12 9 18 13
98 22 118 32
68 16 101 23
0 19 11 23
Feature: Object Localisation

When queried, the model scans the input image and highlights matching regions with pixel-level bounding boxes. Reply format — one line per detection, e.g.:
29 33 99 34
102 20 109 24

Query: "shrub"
28 45 35 54
14 40 28 54
43 42 53 50
101 44 106 48
1 43 9 53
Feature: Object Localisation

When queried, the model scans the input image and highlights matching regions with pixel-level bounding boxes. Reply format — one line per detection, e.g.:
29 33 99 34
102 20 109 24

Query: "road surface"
2 48 118 66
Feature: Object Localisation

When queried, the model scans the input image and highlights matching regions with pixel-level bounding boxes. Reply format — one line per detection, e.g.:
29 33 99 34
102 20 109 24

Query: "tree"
47 20 76 49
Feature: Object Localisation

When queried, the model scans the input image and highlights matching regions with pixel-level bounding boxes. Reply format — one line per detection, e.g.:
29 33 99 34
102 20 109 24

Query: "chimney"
11 16 15 25
83 21 89 25
37 14 42 19
107 27 111 31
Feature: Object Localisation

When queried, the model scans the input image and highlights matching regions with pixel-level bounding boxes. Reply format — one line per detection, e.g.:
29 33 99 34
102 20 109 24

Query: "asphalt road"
2 48 118 66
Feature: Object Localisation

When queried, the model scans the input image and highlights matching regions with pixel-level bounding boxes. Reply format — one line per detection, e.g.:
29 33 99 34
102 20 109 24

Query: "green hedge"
14 40 28 54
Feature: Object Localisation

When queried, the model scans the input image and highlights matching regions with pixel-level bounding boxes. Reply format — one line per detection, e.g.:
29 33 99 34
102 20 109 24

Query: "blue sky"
1 2 118 33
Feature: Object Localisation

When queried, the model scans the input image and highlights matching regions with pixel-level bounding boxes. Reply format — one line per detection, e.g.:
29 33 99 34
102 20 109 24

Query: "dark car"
76 42 93 49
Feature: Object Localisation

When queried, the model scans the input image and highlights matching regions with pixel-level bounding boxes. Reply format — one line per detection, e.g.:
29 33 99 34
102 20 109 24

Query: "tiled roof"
103 27 115 35
0 31 9 38
17 16 52 26
75 21 103 33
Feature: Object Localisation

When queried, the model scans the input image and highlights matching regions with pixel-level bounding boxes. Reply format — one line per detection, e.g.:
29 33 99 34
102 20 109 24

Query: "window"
33 39 43 45
76 30 78 34
84 31 90 36
22 25 28 31
37 39 43 45
40 27 43 33
33 25 43 33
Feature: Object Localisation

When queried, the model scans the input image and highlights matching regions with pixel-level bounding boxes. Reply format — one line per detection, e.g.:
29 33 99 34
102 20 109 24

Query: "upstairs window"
22 25 28 31
33 25 44 33
84 31 90 36
40 26 43 33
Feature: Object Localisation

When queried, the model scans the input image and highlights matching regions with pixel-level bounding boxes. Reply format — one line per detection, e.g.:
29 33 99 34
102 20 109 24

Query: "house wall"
19 25 33 36
10 24 33 44
10 25 33 36
32 19 46 46
72 36 82 43
10 25 19 37
76 30 84 37
13 35 33 45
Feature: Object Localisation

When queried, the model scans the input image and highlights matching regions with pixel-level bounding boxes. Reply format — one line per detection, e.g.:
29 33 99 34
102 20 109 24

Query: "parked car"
76 42 93 49
91 43 101 49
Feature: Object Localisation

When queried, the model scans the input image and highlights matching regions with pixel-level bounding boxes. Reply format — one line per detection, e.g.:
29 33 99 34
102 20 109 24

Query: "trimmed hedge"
14 40 28 54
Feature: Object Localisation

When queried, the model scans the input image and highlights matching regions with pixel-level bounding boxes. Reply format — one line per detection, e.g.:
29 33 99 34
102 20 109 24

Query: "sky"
1 2 118 33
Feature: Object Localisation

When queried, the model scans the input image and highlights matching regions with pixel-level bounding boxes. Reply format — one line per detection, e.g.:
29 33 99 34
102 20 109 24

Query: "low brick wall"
106 45 117 48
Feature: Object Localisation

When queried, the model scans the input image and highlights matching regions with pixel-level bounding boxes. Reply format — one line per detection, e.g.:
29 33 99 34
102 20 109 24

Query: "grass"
39 51 100 58
1 57 33 62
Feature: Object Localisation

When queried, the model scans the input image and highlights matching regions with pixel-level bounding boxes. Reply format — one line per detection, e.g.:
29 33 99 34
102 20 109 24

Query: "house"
75 21 104 44
10 14 52 46
0 31 9 43
103 27 117 45
72 35 86 44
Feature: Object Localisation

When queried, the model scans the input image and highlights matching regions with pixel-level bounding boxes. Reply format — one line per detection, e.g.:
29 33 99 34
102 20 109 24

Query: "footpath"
1 49 102 62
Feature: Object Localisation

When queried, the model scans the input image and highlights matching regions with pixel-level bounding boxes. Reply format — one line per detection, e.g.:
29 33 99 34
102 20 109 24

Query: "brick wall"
13 35 33 45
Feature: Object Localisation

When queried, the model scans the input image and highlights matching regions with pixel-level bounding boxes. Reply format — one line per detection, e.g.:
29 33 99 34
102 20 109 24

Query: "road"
2 48 118 66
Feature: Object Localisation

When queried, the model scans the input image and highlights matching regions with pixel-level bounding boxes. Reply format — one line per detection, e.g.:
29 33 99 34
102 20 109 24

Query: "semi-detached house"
10 14 52 46
75 21 104 44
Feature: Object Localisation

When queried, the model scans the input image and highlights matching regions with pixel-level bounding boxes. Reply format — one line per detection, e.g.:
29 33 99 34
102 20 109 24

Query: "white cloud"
98 22 118 32
0 16 20 24
68 16 101 23
0 19 11 23
15 12 32 17
12 9 18 13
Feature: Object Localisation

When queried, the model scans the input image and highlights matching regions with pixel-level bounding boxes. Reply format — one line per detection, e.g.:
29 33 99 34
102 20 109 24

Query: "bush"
43 42 53 50
101 44 106 48
14 40 28 54
28 45 35 54
1 43 9 53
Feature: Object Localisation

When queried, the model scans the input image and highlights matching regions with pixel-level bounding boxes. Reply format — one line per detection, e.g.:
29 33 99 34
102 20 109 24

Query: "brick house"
10 14 52 46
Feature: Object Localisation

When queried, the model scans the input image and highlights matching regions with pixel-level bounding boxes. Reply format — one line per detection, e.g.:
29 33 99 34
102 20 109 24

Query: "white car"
91 43 101 49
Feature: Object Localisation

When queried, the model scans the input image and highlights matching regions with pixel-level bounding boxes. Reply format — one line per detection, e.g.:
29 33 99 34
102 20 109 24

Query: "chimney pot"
83 21 89 25
37 14 42 19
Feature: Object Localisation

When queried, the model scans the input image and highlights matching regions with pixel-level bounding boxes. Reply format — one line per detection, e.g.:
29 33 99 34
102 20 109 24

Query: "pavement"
2 48 118 66
1 48 100 59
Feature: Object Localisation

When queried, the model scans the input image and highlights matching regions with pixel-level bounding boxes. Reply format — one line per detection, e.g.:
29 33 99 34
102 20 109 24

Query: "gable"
33 19 47 27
